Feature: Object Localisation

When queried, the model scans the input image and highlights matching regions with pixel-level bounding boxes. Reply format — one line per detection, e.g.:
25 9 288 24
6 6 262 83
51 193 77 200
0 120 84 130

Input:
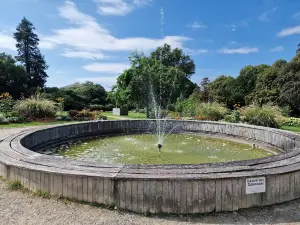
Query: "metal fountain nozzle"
157 143 162 152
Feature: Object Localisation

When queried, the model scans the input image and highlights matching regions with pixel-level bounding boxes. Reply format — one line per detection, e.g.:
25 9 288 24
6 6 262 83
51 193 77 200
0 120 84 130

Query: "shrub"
280 117 300 127
167 104 175 112
55 111 70 121
175 99 196 117
0 113 8 124
104 104 114 111
0 92 14 114
89 104 104 111
240 104 281 128
195 102 229 121
138 109 146 113
7 116 25 123
224 110 241 123
14 94 57 118
69 110 79 118
149 109 169 119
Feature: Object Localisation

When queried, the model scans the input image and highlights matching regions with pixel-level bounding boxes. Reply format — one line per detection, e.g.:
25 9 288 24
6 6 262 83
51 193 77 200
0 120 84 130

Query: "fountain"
1 8 299 216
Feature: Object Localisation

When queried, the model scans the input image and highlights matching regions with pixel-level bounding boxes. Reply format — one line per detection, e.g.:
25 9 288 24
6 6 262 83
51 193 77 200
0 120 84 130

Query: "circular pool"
1 120 300 214
43 133 278 164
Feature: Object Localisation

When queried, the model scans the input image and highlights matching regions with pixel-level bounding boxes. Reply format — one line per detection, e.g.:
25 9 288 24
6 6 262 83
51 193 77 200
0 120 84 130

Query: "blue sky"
1 0 300 90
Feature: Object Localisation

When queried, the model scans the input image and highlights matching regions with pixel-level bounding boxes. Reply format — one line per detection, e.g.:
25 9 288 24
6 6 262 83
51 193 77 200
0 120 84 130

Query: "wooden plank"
204 179 216 213
137 180 144 213
87 177 93 202
119 180 126 210
125 180 132 211
143 180 150 213
67 175 73 199
289 172 295 201
221 179 233 211
232 178 242 211
155 181 163 214
191 180 199 213
180 181 187 214
239 177 247 209
96 178 104 204
54 174 63 197
49 173 54 194
29 170 36 191
23 169 30 189
103 179 111 204
82 176 88 201
186 181 193 214
44 172 50 193
161 180 170 213
293 171 300 198
275 175 281 204
36 171 41 191
215 180 222 212
91 177 97 203
72 175 77 199
198 180 205 213
62 175 68 198
131 180 138 212
280 173 290 203
174 181 181 214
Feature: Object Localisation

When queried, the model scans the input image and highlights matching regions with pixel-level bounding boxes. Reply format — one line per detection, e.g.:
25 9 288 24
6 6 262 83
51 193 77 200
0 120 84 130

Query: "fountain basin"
1 120 300 214
43 133 278 164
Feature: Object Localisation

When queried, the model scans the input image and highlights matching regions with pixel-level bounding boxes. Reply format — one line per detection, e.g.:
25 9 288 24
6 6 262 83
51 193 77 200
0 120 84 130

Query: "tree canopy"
14 17 48 94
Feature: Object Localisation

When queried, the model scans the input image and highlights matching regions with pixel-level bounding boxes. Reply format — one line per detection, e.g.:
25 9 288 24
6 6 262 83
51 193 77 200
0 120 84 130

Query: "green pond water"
47 134 278 164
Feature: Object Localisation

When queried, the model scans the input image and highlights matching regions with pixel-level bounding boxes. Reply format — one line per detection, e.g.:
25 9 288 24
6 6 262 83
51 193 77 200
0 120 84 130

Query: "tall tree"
14 17 48 94
200 77 211 102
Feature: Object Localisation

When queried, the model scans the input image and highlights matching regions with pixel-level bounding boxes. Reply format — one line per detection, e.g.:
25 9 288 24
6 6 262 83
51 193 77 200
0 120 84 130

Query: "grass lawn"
103 111 147 120
281 126 300 133
0 121 72 128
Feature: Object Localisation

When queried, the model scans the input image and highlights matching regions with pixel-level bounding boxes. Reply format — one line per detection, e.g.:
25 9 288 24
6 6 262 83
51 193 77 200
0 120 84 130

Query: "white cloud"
0 33 16 51
229 41 237 44
76 76 118 89
0 32 55 51
258 7 277 21
83 62 129 73
95 0 151 16
188 21 207 30
42 1 189 53
270 46 284 52
61 50 106 59
184 48 208 55
39 40 56 49
277 25 300 37
218 47 259 54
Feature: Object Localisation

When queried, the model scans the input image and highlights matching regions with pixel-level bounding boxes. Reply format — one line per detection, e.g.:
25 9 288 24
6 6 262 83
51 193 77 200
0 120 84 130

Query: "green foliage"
0 113 8 124
240 104 282 128
208 75 241 107
14 93 57 118
33 190 51 199
55 111 70 121
14 18 48 93
195 102 229 121
7 180 23 190
224 110 241 123
175 98 196 117
110 45 196 115
0 53 28 98
280 117 300 127
89 104 104 111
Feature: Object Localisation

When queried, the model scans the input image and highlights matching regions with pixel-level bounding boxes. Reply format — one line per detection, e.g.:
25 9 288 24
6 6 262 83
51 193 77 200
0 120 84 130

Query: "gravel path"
1 127 300 225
